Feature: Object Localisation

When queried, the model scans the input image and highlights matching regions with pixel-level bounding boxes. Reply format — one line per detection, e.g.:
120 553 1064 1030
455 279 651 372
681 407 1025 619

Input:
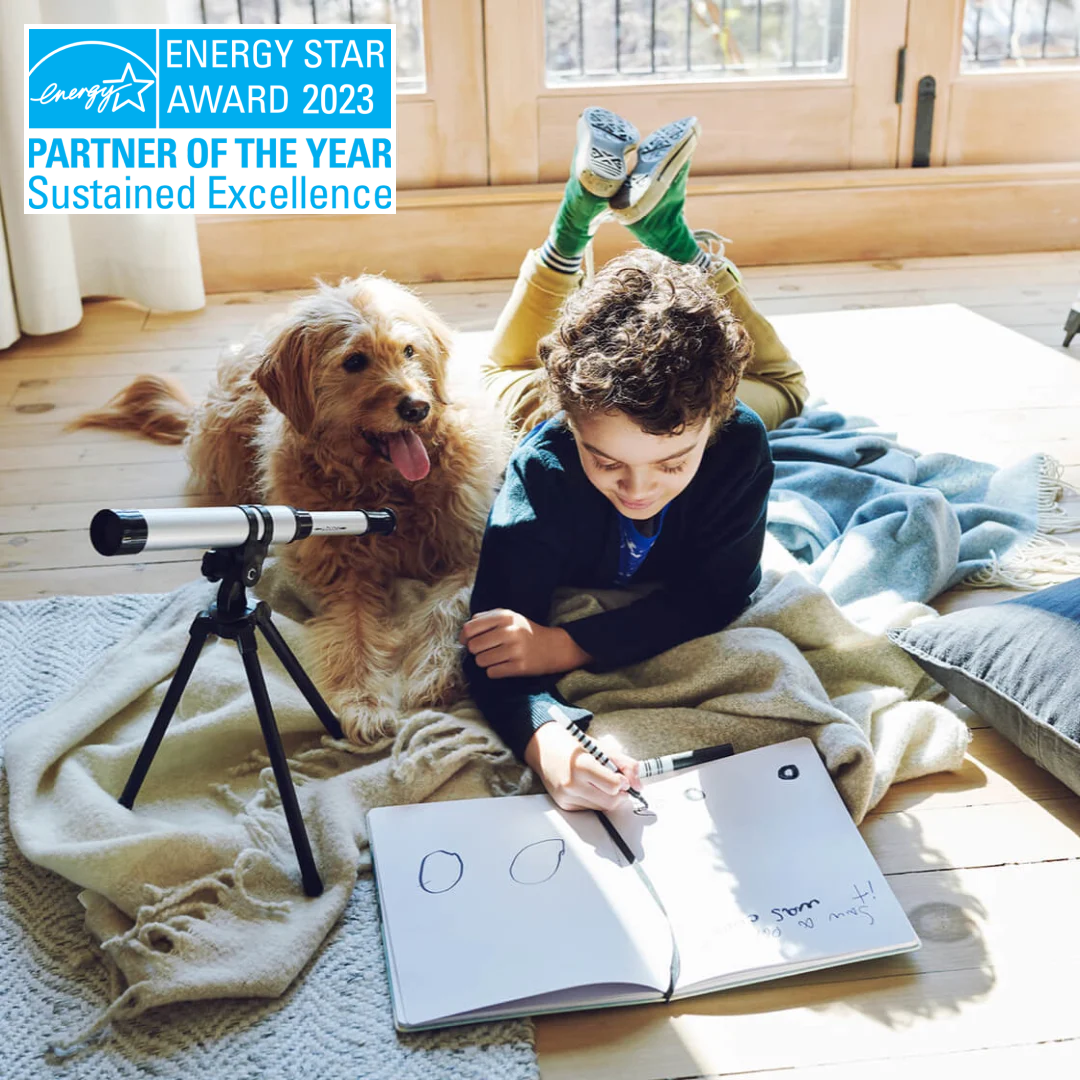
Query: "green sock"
547 173 608 260
625 163 700 264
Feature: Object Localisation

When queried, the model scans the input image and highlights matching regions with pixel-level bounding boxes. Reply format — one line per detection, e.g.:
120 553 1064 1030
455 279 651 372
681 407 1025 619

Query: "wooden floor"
2 251 1080 1077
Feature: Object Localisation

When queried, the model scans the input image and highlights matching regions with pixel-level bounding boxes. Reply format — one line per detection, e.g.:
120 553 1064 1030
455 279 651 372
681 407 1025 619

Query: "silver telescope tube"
90 504 396 556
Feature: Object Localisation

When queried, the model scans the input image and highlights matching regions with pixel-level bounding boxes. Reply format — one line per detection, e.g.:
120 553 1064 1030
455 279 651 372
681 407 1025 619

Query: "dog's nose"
397 396 431 424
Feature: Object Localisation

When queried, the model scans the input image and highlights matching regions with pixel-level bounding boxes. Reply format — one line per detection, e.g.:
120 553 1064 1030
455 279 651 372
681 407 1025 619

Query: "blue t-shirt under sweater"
464 404 774 761
615 507 669 585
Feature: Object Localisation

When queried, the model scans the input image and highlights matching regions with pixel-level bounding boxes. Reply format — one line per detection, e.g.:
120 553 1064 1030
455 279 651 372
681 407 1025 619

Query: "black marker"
638 742 735 780
548 705 649 810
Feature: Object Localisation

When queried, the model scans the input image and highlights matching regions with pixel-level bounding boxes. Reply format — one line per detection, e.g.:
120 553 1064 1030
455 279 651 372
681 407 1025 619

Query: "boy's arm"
561 451 773 670
464 455 592 760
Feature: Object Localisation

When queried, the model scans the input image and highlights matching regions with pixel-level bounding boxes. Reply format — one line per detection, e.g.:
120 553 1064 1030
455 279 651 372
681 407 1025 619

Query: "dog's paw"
335 694 401 751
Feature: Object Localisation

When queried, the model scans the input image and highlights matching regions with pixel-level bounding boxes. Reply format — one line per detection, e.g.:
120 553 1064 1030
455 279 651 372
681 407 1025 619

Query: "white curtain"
0 0 205 350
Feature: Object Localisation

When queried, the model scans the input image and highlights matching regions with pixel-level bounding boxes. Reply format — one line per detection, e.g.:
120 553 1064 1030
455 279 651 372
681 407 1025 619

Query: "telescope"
90 504 396 556
93 502 396 899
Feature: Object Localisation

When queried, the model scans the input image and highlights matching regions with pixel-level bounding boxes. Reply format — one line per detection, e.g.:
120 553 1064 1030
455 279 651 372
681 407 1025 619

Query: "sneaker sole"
609 117 701 225
574 107 640 199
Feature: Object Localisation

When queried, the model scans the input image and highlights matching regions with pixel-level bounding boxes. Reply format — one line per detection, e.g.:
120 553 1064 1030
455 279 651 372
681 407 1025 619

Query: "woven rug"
0 592 538 1080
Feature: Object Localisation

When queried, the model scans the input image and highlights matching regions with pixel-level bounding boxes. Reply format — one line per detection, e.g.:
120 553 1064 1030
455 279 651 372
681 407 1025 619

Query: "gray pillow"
887 577 1080 797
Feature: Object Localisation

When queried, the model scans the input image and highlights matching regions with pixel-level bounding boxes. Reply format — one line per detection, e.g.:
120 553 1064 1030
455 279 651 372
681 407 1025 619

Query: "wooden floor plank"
0 559 201 601
0 460 193 508
741 260 1080 299
0 529 197 573
756 292 1076 325
0 437 183 472
864 796 1080 875
0 345 223 382
0 422 165 450
755 279 1079 309
710 1039 1080 1080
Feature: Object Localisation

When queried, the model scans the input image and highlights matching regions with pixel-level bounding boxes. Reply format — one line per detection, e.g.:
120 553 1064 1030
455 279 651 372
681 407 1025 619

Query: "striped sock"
691 247 713 273
539 237 583 275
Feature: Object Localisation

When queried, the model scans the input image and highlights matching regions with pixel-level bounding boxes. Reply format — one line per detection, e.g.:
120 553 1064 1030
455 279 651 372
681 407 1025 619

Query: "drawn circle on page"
684 788 706 801
509 838 566 885
418 850 464 894
778 765 800 780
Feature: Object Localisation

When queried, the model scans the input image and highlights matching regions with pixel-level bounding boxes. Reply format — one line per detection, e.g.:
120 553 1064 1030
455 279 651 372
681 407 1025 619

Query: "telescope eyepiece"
365 508 396 535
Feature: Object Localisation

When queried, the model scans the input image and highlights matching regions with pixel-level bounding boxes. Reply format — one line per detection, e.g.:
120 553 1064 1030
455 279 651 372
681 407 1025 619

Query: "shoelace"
692 228 732 262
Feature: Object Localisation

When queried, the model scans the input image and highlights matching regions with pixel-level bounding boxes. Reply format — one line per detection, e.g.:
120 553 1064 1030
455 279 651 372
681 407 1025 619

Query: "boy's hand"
460 609 592 678
523 722 639 812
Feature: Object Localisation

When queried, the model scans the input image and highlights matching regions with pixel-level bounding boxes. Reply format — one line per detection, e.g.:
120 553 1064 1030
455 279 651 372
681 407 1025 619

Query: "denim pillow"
887 577 1080 797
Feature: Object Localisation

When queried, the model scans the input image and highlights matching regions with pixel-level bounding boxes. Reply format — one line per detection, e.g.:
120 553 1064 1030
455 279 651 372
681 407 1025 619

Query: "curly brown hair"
538 248 752 435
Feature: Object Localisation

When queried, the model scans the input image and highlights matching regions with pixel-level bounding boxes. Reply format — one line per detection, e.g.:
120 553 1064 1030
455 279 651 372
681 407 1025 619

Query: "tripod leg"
120 615 212 809
236 625 324 898
1065 305 1080 348
254 603 344 740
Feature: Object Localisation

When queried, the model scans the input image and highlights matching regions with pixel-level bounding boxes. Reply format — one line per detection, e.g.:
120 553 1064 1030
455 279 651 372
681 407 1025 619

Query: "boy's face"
569 409 710 520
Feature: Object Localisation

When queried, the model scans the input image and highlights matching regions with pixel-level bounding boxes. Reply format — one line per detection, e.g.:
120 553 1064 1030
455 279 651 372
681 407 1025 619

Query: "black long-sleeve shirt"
465 405 774 760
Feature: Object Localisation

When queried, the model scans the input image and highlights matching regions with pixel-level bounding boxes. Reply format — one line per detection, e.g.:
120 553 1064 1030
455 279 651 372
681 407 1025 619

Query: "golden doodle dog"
75 277 504 746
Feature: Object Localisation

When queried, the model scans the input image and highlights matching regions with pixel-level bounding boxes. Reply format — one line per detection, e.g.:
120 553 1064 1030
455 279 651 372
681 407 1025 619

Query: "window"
544 0 849 86
961 0 1079 71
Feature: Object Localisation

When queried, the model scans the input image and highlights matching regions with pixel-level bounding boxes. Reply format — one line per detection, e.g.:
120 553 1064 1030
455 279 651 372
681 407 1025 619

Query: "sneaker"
609 116 701 225
574 106 640 199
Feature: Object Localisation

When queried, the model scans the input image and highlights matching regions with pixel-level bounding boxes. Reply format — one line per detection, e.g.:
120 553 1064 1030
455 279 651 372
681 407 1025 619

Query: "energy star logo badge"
28 29 157 128
25 24 396 215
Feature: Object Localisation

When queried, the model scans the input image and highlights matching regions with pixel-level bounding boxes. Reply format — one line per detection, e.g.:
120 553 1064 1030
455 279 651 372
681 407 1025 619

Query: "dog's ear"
418 306 455 405
254 321 316 435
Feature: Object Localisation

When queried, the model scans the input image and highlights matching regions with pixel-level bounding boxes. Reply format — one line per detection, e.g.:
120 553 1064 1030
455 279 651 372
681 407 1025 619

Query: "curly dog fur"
74 277 504 747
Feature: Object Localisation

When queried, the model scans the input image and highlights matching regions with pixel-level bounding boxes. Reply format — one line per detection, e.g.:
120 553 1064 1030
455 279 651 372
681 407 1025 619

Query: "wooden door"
483 0 913 186
899 0 1080 166
397 0 487 187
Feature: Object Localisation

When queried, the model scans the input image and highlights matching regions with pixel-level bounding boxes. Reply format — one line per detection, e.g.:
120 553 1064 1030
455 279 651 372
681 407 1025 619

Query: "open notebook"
367 738 918 1031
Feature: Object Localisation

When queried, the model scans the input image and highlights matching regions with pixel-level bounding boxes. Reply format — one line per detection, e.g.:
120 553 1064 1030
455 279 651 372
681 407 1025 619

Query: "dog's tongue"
385 430 430 481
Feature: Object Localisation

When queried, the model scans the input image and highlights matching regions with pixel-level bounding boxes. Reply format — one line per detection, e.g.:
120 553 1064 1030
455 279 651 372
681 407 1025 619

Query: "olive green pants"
482 250 809 435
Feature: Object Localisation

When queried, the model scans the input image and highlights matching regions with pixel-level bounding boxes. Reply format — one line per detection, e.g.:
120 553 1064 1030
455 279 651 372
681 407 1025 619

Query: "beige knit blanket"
4 560 969 1043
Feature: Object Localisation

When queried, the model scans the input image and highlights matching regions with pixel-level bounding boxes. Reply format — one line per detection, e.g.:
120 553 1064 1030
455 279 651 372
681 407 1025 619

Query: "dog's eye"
342 352 369 373
403 345 414 359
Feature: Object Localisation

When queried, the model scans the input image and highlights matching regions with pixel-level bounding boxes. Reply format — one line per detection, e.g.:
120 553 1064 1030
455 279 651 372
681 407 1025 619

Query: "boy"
460 109 807 813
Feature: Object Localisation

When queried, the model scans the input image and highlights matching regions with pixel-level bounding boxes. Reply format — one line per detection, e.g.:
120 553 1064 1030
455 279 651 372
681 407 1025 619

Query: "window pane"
167 0 426 92
545 0 848 87
961 0 1080 71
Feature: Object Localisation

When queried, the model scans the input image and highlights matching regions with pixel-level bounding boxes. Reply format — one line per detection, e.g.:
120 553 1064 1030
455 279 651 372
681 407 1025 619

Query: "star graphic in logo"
103 62 154 113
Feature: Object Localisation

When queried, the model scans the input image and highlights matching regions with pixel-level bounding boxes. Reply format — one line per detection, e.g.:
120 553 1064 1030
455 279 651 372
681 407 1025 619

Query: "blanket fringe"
965 454 1080 590
1036 454 1080 533
49 982 147 1057
50 849 290 1055
222 739 360 783
212 737 377 850
389 710 533 797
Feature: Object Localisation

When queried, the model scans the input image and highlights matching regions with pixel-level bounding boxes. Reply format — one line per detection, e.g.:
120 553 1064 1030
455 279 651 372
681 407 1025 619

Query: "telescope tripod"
118 513 344 898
